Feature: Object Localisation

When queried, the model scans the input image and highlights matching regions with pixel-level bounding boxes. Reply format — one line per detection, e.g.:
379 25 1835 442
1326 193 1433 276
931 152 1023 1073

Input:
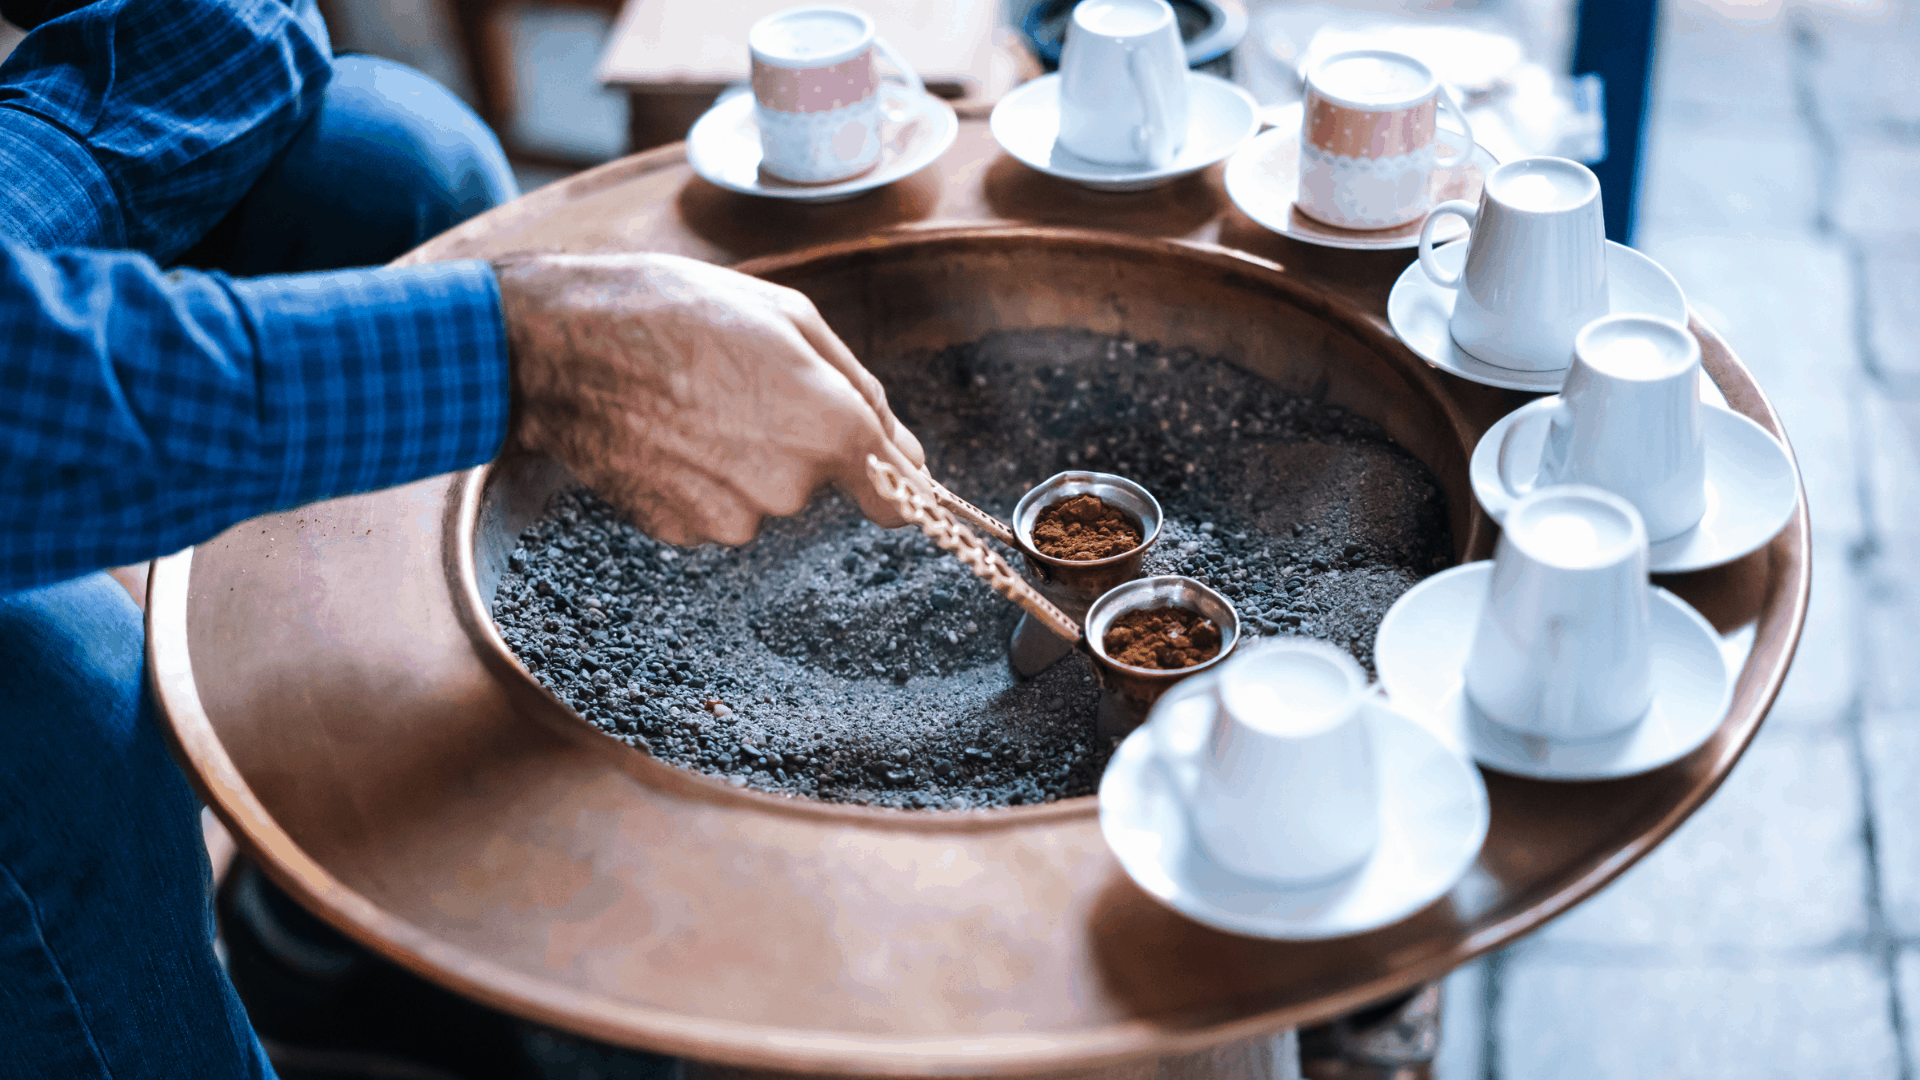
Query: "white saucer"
1223 112 1498 251
1387 241 1689 391
1099 686 1488 940
989 72 1260 193
687 86 958 202
1472 398 1800 574
1374 562 1734 781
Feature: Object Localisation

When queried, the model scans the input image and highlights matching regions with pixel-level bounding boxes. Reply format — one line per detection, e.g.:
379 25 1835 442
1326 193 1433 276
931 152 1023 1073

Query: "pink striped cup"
748 6 924 184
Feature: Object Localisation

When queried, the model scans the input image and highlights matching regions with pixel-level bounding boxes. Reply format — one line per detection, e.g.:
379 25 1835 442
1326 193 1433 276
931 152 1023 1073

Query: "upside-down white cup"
1463 486 1655 742
749 5 925 184
1179 639 1380 885
1056 0 1191 168
1417 156 1609 371
1295 49 1475 230
1496 315 1709 542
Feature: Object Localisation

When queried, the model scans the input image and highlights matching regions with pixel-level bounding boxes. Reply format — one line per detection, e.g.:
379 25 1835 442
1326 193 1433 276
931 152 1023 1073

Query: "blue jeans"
0 56 515 1080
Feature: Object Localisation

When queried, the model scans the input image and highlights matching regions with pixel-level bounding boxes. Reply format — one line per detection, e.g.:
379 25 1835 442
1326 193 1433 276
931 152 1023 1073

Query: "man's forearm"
0 240 508 591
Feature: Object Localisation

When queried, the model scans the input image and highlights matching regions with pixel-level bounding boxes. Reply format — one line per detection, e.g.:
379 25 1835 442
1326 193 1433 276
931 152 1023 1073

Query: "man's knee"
321 54 519 242
0 574 146 756
188 54 520 275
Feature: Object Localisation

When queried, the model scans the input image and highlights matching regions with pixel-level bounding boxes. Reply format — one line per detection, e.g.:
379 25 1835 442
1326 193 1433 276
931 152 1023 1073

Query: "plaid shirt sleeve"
0 0 331 261
0 238 511 591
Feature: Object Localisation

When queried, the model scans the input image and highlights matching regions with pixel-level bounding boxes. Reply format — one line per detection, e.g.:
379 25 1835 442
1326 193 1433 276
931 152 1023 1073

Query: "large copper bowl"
149 228 1797 1077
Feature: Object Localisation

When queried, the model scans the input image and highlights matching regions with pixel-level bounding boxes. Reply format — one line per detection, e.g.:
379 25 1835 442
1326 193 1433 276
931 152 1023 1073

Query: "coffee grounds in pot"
1102 606 1221 669
1032 494 1142 560
490 328 1453 810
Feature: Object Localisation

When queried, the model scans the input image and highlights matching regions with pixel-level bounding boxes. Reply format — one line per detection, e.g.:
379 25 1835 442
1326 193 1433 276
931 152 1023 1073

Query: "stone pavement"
1435 2 1920 1077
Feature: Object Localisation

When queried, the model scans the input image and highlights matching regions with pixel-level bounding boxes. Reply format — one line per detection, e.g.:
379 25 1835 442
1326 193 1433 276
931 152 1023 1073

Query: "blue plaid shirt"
0 0 510 590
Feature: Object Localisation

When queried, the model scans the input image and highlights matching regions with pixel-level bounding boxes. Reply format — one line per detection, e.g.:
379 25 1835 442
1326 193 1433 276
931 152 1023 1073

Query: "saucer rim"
1098 696 1490 941
1373 561 1735 781
686 86 959 201
988 72 1261 191
1469 399 1800 573
1221 124 1496 251
1386 241 1690 391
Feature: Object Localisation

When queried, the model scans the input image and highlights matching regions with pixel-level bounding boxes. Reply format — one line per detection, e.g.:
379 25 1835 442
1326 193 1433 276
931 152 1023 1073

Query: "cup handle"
1432 83 1475 168
1417 200 1478 288
1127 47 1177 168
871 35 925 124
1495 399 1571 502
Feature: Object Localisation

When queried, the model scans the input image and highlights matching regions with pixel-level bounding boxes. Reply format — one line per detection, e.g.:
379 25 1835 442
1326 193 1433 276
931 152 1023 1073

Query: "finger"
790 307 928 469
832 434 924 529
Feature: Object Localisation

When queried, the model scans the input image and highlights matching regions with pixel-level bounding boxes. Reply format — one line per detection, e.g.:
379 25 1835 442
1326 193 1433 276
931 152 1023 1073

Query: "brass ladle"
922 470 1164 677
868 457 1238 740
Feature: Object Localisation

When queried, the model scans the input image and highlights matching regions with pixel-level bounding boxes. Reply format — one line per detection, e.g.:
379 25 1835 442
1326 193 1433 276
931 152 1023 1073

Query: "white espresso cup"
749 6 924 184
1056 0 1190 168
1463 486 1655 743
1417 156 1609 371
1296 49 1475 230
1178 639 1379 885
1496 315 1709 542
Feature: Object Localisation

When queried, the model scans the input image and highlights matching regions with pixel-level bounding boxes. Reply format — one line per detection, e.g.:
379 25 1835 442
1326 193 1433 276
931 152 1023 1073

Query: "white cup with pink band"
749 6 925 185
1295 49 1474 231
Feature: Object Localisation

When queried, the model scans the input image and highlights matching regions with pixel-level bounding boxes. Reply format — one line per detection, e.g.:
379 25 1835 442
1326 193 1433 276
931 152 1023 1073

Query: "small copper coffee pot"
873 459 1237 740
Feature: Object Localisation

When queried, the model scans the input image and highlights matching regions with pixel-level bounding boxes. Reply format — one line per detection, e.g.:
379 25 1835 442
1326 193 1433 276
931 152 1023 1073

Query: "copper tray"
149 227 1805 1077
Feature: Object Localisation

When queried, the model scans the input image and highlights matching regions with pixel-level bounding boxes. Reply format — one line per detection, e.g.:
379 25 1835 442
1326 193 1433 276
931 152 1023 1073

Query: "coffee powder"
491 328 1454 810
1102 606 1222 669
1032 494 1142 560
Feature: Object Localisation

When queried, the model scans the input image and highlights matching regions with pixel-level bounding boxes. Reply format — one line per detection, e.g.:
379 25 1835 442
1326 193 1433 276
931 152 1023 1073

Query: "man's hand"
496 253 926 547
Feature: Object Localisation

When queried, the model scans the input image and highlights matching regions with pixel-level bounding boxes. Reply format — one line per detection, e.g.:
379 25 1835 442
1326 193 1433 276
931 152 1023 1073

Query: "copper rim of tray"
142 225 1806 1076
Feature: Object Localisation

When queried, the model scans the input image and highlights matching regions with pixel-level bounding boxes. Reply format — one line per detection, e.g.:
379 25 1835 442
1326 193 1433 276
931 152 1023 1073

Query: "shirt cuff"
0 105 127 251
227 260 511 509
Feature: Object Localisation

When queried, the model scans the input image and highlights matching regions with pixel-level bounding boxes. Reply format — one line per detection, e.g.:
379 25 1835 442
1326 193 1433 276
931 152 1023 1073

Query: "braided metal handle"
921 473 1020 548
866 456 1082 643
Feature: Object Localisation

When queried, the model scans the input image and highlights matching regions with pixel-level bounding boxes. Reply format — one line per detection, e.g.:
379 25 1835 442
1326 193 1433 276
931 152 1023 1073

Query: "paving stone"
1862 532 1920 714
1539 726 1868 950
1860 392 1920 536
1635 231 1866 538
1654 0 1800 126
1862 238 1920 382
1640 126 1822 238
1899 950 1920 1079
1434 960 1486 1080
1766 533 1860 731
1834 137 1920 240
1864 710 1920 935
1794 0 1920 140
1499 954 1899 1080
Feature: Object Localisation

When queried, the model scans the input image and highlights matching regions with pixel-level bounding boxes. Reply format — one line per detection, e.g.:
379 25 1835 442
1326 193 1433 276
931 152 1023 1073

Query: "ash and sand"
491 329 1453 810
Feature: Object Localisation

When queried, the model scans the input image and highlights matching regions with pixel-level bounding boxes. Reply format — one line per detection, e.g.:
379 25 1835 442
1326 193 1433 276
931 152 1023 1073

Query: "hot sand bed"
491 328 1452 809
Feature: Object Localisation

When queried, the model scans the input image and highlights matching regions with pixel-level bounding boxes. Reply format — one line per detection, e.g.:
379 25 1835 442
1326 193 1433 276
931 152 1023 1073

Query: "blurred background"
3 0 1915 1075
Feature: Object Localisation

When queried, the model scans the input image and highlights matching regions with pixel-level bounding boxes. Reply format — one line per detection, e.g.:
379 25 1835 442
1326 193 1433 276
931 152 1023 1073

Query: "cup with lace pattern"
1055 0 1191 168
1493 315 1708 543
1294 49 1475 230
1463 485 1655 743
749 5 926 184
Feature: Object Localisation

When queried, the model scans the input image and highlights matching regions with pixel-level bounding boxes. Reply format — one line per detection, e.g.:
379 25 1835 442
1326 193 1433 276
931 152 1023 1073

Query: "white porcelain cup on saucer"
1056 0 1191 168
1168 639 1379 885
1464 485 1655 743
1416 156 1609 372
1493 315 1709 543
748 6 925 184
1295 49 1475 231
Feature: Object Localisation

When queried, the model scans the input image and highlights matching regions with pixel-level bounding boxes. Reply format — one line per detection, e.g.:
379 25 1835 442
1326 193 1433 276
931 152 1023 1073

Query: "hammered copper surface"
147 115 1809 1078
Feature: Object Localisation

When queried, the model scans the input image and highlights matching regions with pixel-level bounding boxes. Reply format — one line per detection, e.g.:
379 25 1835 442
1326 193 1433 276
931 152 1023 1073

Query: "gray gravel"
490 329 1452 810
